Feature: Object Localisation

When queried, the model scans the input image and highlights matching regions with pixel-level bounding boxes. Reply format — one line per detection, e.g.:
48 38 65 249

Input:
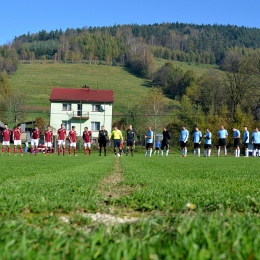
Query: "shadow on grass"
122 67 142 78
122 67 153 89
141 80 152 88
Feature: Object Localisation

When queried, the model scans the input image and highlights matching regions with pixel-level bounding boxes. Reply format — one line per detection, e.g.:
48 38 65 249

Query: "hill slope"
10 61 217 121
11 63 150 113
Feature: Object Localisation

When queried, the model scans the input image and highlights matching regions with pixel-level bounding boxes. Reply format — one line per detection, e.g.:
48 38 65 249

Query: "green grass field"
155 59 219 77
1 150 260 259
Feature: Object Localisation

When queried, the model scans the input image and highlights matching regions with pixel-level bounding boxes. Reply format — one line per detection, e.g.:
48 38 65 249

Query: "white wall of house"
50 102 113 141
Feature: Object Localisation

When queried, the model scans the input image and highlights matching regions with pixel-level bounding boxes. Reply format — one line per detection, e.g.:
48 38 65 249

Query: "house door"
77 104 82 117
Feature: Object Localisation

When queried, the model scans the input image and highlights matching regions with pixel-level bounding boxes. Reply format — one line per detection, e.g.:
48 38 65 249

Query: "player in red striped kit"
1 124 11 155
57 123 67 156
82 127 92 156
30 125 42 155
44 126 53 155
13 124 23 156
68 126 77 156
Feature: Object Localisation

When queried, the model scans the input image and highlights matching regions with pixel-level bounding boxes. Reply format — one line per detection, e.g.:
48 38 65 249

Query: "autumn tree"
153 62 183 98
186 71 225 114
3 91 28 124
0 70 11 96
34 117 46 131
221 52 260 120
0 70 11 122
139 87 168 146
177 70 197 98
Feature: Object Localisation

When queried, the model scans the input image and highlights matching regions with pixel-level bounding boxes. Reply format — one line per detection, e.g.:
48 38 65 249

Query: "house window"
77 103 82 116
92 104 101 112
62 103 71 111
62 121 71 130
91 122 100 131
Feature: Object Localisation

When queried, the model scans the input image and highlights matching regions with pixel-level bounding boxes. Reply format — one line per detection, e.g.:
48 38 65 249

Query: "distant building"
18 120 36 142
49 86 114 142
19 121 36 132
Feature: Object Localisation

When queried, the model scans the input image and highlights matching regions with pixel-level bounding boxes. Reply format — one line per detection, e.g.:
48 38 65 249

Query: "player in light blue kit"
203 128 212 157
179 125 189 157
193 126 202 157
243 126 249 157
232 127 240 157
145 126 153 157
154 140 161 155
252 127 260 157
217 125 228 156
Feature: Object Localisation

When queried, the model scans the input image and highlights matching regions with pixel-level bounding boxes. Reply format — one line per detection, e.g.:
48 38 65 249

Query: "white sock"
150 150 152 156
238 149 240 157
218 149 220 156
198 149 200 157
194 149 196 156
224 148 227 156
161 150 163 156
234 150 237 157
245 150 248 157
184 149 187 156
166 150 169 156
204 150 207 156
208 149 211 157
145 150 148 156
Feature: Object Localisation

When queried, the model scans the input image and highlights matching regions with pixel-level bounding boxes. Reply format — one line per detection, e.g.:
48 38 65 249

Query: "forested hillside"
1 22 260 75
12 23 260 63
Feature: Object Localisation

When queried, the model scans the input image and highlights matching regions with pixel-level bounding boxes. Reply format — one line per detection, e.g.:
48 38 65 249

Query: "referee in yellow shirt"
109 125 124 157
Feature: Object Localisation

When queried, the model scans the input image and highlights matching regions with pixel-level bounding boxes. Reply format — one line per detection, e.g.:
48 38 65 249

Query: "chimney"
82 85 89 90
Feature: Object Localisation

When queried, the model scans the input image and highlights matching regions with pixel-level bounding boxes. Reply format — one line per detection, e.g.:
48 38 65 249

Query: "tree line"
0 22 260 74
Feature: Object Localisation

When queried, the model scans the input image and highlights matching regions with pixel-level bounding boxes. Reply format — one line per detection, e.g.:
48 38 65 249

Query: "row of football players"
2 123 260 157
1 123 91 156
144 125 260 158
109 124 260 158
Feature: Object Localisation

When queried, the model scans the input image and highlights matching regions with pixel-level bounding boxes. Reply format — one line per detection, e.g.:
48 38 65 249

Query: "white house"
49 86 114 142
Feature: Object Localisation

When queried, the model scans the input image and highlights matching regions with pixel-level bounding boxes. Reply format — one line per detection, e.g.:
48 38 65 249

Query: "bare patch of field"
98 158 136 200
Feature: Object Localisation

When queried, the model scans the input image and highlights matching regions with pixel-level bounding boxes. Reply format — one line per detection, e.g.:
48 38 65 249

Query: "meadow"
1 151 260 259
9 61 218 122
10 63 152 115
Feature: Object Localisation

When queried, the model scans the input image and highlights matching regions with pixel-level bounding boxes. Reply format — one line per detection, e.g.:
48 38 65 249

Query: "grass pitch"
1 152 260 259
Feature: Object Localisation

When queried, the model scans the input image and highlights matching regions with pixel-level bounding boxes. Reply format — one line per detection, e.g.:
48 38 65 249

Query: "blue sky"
1 0 259 45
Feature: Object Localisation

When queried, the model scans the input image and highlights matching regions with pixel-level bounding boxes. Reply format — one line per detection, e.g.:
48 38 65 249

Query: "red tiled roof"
50 87 114 103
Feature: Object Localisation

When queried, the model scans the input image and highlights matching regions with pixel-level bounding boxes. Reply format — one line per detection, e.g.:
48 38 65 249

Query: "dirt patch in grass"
98 157 136 201
59 159 142 229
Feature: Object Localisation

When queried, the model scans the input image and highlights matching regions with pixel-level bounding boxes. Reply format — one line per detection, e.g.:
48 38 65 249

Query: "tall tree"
186 71 225 114
139 87 168 146
152 62 184 98
221 52 260 120
0 70 11 122
0 70 11 96
3 91 28 125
